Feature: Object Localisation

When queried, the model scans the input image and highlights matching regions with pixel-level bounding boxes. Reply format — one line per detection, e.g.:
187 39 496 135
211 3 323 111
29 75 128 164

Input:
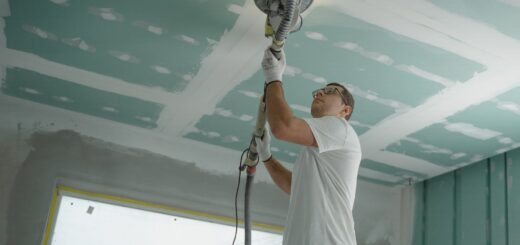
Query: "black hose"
274 0 297 43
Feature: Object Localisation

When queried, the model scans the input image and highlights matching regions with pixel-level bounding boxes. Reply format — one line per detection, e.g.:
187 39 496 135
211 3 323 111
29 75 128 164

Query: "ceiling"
1 0 520 185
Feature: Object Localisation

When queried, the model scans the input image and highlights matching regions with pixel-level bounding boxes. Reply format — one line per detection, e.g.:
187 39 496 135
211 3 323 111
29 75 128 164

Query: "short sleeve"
303 116 348 154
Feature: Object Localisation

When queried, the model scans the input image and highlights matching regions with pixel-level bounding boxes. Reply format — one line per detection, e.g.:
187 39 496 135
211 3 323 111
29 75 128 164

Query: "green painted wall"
412 147 520 245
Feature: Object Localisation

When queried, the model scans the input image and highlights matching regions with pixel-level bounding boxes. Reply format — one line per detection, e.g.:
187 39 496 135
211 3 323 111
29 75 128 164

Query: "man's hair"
326 82 355 120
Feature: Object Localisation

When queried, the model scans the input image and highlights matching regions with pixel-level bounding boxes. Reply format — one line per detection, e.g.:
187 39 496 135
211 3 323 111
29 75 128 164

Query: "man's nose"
315 90 325 97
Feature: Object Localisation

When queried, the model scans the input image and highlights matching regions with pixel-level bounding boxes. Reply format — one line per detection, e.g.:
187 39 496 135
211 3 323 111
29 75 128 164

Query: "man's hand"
261 47 286 83
255 125 272 162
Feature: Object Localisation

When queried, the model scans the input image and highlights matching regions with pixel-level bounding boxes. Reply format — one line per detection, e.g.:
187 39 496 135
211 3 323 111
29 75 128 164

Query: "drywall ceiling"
1 0 520 185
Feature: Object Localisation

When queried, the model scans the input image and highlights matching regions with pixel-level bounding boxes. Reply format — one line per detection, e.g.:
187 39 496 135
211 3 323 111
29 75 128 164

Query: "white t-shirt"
282 116 362 245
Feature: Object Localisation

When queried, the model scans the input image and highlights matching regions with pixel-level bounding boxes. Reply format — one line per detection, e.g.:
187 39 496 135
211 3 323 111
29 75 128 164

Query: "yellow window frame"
42 185 284 245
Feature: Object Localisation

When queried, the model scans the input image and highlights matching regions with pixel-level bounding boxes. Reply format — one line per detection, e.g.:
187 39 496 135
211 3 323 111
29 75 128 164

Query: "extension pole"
243 1 298 241
244 166 256 245
242 95 266 245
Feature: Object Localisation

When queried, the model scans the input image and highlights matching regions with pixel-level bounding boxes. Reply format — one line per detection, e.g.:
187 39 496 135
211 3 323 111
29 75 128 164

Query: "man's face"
310 85 350 118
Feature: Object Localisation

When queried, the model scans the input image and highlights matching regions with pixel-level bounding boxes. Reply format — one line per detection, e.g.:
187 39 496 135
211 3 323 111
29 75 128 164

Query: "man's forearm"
265 82 294 135
264 156 292 195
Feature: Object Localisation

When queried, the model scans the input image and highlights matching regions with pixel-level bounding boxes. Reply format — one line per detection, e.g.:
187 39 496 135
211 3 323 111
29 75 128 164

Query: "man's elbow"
270 124 289 140
284 187 291 195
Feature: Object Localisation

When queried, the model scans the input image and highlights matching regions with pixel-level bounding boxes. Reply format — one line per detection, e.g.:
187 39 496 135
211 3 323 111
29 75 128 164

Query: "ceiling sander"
234 1 314 245
254 0 314 55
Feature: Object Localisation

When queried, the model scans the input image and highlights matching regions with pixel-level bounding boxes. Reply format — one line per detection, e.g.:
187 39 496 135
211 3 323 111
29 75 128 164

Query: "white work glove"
261 47 286 83
254 125 272 162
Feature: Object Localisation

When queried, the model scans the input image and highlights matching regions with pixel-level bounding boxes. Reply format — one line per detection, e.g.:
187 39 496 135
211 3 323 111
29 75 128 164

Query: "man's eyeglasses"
312 87 348 105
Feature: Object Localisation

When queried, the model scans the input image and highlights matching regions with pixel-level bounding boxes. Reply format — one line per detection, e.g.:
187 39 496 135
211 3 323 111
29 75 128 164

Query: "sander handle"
244 96 267 167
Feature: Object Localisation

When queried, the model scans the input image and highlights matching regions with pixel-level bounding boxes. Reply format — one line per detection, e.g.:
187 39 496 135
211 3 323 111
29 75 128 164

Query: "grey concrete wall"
0 128 412 245
0 122 32 245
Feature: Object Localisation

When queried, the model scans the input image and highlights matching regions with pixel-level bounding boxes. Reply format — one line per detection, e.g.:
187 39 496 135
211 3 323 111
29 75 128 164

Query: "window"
45 187 283 245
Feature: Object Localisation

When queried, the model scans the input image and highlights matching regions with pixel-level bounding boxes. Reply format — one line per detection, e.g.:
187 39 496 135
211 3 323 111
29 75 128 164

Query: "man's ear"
342 105 353 117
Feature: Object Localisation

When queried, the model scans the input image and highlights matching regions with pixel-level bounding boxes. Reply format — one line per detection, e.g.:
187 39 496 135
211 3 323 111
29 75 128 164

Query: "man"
255 47 362 245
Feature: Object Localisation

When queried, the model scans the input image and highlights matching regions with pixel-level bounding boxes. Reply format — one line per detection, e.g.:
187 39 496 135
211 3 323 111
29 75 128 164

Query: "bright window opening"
49 194 283 245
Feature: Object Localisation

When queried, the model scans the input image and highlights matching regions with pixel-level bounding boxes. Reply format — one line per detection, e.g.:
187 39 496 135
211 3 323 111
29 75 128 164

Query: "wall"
411 147 520 245
0 125 32 245
2 129 289 245
0 128 411 245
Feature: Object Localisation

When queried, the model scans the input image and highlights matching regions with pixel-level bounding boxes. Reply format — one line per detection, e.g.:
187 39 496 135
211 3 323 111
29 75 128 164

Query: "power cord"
232 148 249 245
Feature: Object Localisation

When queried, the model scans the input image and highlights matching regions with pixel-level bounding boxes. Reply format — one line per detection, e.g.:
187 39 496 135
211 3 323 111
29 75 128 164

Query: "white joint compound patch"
238 90 261 98
181 74 193 81
498 0 520 7
497 136 514 145
239 114 254 122
108 50 140 64
305 31 328 41
50 0 69 6
496 100 520 115
290 104 311 114
102 106 118 113
178 35 199 45
335 42 394 66
444 122 502 140
62 38 96 53
88 7 124 22
228 4 242 14
238 90 262 98
450 152 467 160
335 41 456 87
132 20 167 35
53 96 73 103
350 120 372 129
403 137 453 155
302 73 327 84
214 107 254 122
152 65 171 74
22 24 58 40
420 143 452 154
340 82 411 111
147 25 163 35
206 37 218 45
222 135 240 143
21 87 40 95
395 64 456 87
284 65 302 77
136 116 152 122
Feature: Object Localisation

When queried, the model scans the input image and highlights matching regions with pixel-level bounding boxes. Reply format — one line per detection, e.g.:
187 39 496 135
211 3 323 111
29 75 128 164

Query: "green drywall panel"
490 154 507 245
507 148 520 244
498 87 520 105
361 159 427 180
5 0 243 92
213 71 316 124
449 101 520 143
430 0 520 40
290 7 485 84
413 150 520 245
455 160 488 245
184 112 302 163
397 123 503 165
2 68 164 128
357 176 397 186
386 139 472 167
425 172 455 245
282 75 397 129
348 97 395 133
411 182 425 245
